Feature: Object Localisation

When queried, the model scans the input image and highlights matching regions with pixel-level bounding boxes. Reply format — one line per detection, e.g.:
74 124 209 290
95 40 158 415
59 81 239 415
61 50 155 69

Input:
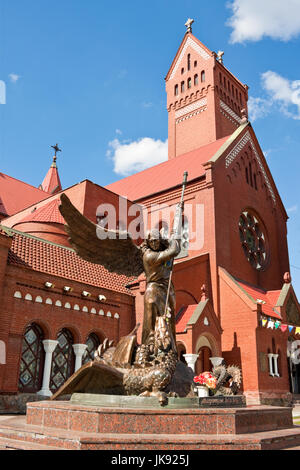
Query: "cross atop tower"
51 143 62 166
185 18 194 33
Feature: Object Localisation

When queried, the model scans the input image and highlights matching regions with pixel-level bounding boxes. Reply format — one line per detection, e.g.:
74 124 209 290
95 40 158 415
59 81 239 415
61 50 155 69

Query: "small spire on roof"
185 18 194 33
200 284 207 302
240 108 248 124
39 144 63 194
217 50 224 64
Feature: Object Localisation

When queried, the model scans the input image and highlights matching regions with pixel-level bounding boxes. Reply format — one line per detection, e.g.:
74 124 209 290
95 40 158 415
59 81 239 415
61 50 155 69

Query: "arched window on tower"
174 84 178 96
201 70 205 83
181 81 185 93
187 53 191 71
18 323 45 393
50 328 74 392
194 74 198 86
187 77 192 89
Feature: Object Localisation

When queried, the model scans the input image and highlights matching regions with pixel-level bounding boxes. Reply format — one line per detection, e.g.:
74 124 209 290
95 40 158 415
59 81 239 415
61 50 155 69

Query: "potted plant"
193 372 217 397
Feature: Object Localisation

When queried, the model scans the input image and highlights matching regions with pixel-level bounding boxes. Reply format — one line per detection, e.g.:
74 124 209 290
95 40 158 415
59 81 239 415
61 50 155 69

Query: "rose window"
238 211 268 270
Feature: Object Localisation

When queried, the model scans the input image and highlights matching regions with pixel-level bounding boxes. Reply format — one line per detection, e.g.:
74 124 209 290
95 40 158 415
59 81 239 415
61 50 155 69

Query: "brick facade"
0 29 299 408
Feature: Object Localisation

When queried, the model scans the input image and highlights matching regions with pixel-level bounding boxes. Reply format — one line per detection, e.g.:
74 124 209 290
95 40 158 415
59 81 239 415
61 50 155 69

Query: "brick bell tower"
166 19 249 159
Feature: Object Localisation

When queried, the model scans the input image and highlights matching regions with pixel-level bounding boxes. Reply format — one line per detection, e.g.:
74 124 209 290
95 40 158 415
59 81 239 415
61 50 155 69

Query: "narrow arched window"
194 74 198 86
174 84 178 96
277 349 282 376
181 81 185 93
82 333 101 364
219 72 222 84
249 162 253 187
50 328 74 392
19 323 45 392
254 174 257 190
201 70 205 82
187 54 191 71
194 60 197 68
187 77 192 89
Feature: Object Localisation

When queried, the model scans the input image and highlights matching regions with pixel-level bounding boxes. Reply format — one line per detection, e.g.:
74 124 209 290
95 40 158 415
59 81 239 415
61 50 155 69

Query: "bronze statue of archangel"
55 172 189 404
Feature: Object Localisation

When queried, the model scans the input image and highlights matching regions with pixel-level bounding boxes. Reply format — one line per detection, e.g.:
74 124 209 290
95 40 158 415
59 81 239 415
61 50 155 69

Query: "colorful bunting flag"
260 317 300 335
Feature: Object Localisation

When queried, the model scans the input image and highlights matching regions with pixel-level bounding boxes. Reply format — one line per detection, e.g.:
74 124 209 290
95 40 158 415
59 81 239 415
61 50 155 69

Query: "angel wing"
59 193 144 278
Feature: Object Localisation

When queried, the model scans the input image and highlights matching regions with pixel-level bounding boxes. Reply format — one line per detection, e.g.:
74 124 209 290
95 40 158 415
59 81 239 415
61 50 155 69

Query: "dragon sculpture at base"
93 315 178 405
211 361 242 396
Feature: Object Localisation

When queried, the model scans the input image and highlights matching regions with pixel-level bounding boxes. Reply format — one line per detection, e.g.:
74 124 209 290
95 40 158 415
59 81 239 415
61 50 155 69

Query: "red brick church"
1 24 300 411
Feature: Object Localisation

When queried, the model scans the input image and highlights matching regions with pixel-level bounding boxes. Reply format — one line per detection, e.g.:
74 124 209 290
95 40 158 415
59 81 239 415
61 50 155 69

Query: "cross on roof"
185 18 194 33
51 143 62 157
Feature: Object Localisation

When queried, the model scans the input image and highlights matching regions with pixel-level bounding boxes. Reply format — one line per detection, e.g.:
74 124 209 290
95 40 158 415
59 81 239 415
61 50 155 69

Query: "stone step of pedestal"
0 415 299 450
26 400 294 435
282 445 300 450
0 435 63 450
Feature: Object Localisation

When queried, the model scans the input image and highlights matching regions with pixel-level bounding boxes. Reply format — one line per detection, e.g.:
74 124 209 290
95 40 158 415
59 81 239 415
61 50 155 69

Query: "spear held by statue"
163 171 188 319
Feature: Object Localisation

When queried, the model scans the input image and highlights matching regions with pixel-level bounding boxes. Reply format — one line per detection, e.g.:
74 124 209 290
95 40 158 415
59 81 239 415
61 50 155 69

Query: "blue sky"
1 0 300 294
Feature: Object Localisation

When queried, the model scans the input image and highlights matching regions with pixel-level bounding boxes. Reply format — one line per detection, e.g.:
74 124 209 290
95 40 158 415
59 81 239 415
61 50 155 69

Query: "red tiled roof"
4 227 133 295
16 199 65 225
106 136 229 201
39 163 62 195
237 279 281 319
176 304 198 333
0 173 49 218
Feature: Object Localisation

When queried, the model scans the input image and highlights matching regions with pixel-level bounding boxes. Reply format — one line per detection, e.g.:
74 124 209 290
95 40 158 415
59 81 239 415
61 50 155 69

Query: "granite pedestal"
0 396 299 450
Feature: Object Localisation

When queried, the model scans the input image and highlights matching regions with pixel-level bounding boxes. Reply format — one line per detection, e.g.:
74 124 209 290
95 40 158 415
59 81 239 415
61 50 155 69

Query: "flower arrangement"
194 371 217 390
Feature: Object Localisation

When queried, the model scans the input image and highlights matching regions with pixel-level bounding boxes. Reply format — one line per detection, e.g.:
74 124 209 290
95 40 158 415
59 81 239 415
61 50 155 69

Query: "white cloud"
248 96 272 121
141 101 153 108
9 73 20 83
287 205 298 213
107 137 168 176
261 71 300 119
263 149 272 158
115 129 122 135
227 0 300 43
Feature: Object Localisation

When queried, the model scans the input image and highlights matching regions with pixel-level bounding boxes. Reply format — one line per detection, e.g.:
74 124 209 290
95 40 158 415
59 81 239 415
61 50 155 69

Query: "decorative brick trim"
170 37 210 80
220 100 242 124
175 98 207 123
225 131 276 203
